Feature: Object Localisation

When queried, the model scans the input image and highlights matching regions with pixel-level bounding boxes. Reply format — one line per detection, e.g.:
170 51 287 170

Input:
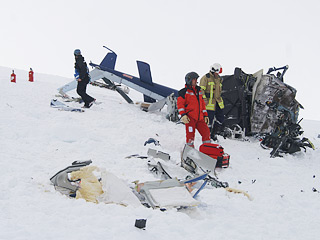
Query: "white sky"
1 0 320 120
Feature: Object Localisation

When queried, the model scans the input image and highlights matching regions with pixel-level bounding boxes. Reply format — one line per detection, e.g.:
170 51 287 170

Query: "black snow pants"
76 78 95 106
207 105 225 138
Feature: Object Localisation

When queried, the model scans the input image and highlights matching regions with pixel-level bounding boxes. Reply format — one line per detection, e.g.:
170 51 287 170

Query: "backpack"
199 143 230 168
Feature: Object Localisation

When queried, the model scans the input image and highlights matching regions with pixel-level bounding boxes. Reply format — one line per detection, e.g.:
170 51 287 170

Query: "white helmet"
210 63 222 74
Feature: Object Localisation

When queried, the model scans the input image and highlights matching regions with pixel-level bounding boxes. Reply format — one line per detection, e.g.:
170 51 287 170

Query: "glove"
181 115 190 124
204 116 210 125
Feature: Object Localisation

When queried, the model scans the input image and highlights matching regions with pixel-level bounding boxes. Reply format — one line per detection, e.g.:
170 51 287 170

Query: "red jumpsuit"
177 85 211 147
29 69 34 82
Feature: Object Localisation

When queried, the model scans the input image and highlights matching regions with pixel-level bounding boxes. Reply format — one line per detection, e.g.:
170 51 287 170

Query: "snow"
1 66 319 240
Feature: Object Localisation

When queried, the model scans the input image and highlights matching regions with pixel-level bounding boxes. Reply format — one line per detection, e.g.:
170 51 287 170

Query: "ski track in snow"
1 66 320 240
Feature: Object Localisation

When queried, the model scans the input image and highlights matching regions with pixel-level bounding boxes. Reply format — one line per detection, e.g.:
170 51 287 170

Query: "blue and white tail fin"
136 60 157 103
137 61 153 85
99 46 117 70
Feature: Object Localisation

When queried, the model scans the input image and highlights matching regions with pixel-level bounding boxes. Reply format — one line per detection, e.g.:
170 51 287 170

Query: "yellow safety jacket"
199 72 224 111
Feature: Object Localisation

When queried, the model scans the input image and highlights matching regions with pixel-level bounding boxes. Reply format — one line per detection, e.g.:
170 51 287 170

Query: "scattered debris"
144 138 160 146
135 219 147 229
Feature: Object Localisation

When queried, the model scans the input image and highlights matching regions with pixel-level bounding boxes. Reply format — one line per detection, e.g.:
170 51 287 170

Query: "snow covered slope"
1 67 319 240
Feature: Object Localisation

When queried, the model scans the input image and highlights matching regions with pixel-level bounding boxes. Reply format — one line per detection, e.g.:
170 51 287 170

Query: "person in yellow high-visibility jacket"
199 63 225 140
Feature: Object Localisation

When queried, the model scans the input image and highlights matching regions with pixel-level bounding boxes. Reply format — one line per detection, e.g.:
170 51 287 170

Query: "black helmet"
185 72 199 85
74 49 81 56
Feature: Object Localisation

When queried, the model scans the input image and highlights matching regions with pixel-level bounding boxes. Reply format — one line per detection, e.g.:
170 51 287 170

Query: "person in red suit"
29 68 34 82
177 72 211 148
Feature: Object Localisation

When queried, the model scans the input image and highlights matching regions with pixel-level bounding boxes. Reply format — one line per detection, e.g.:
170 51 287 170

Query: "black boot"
210 125 218 141
211 134 218 141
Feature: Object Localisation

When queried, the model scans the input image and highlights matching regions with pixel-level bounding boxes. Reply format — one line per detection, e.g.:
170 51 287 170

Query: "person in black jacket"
74 49 95 108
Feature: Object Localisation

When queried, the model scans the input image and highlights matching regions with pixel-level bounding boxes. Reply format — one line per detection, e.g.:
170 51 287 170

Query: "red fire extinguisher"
29 68 34 82
11 70 16 83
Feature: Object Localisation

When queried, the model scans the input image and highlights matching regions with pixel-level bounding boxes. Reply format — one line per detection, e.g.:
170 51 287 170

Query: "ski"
50 99 84 112
55 95 102 105
55 94 83 103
